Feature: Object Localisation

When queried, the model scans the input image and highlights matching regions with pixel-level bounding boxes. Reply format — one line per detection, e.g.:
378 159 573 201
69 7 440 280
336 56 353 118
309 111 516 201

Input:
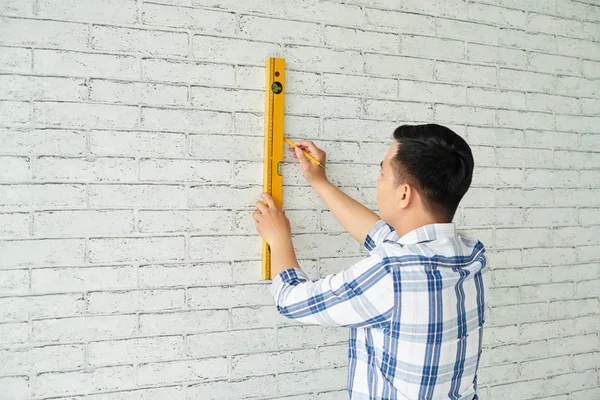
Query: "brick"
556 76 600 98
572 351 600 371
0 156 30 181
38 0 137 24
188 284 272 309
189 234 260 261
499 28 556 53
499 69 555 93
553 225 600 246
324 74 397 99
0 322 29 346
492 302 549 326
365 9 435 34
435 105 495 126
0 184 85 209
435 61 496 86
0 269 29 295
557 115 600 133
139 310 228 335
31 266 135 293
554 189 598 206
557 36 600 60
240 15 320 45
141 107 232 133
524 170 579 188
547 334 600 357
551 263 600 282
237 66 321 94
529 13 583 37
87 288 185 313
34 156 136 182
89 184 186 208
364 99 432 121
0 344 84 375
364 53 434 80
0 213 29 238
526 93 580 114
582 59 600 78
467 3 527 27
232 349 317 376
460 187 494 206
554 150 584 169
190 134 261 161
496 188 554 206
496 147 553 168
0 17 88 49
286 94 362 118
326 26 398 53
492 266 548 287
0 0 33 15
189 184 260 208
401 35 464 60
139 210 232 233
143 3 236 34
89 336 184 366
528 52 580 75
142 58 234 86
477 363 519 386
462 207 523 226
520 282 574 302
0 46 31 72
188 328 277 357
87 387 184 399
576 279 600 297
524 207 578 226
90 130 185 157
495 228 553 248
34 102 138 129
0 75 87 101
0 100 30 124
581 98 600 115
193 35 279 64
139 357 228 385
467 127 523 147
0 293 86 322
90 79 188 106
140 159 230 183
436 18 498 45
191 87 261 112
32 315 136 342
91 26 188 56
398 80 465 104
0 239 85 267
525 130 578 150
89 236 185 263
472 162 523 186
579 208 600 225
187 375 277 400
520 355 572 381
139 263 232 288
467 43 526 68
0 128 86 156
33 365 134 397
35 49 138 79
467 87 526 109
277 368 346 395
34 210 134 236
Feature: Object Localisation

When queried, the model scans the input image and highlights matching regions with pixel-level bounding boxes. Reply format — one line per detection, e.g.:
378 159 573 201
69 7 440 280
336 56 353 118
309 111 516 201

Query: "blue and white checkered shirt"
270 219 490 399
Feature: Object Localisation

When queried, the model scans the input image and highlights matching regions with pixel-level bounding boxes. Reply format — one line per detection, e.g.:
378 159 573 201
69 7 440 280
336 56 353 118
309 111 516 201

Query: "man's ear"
397 183 411 209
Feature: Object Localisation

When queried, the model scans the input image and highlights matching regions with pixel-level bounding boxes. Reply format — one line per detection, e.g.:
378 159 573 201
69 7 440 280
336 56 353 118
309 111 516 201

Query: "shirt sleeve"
269 253 394 328
363 219 398 252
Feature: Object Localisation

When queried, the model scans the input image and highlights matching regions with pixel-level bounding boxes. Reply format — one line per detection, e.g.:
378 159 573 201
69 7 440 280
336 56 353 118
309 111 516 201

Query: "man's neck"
389 213 449 239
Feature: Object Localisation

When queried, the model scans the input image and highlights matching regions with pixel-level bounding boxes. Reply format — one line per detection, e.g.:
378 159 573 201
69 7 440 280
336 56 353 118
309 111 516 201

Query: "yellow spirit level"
262 58 285 280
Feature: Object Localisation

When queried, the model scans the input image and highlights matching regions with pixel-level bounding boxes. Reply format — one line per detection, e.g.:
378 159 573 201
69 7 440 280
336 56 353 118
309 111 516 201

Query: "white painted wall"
0 0 599 398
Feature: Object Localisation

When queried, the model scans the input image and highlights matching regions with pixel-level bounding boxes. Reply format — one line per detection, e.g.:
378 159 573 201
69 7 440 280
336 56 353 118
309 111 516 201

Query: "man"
253 124 489 400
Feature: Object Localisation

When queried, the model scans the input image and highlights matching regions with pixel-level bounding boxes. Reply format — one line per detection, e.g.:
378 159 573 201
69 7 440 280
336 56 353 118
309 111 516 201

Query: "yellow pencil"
283 137 325 169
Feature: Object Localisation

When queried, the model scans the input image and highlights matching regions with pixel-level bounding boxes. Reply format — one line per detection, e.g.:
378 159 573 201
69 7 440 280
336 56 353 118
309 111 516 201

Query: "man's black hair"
392 124 474 222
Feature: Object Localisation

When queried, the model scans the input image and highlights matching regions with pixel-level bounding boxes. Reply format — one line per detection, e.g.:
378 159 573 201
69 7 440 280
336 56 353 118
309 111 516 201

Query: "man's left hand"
253 193 292 246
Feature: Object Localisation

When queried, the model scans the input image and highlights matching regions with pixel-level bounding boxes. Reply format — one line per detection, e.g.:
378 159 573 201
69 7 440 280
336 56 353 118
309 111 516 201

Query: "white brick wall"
0 0 599 398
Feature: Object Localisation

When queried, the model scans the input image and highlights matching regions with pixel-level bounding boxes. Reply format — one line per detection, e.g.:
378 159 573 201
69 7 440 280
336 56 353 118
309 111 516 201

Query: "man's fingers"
251 211 262 221
261 193 277 208
255 200 268 213
294 140 319 155
295 147 311 168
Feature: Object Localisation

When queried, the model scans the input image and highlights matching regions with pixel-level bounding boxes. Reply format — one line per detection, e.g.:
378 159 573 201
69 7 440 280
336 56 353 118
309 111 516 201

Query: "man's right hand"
289 140 328 186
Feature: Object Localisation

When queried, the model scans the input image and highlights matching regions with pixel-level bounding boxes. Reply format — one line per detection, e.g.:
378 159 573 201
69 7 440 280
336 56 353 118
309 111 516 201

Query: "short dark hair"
391 124 474 222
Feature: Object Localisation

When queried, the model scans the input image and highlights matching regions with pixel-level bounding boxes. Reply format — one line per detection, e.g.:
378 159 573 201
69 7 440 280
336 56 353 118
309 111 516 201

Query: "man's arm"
311 179 380 246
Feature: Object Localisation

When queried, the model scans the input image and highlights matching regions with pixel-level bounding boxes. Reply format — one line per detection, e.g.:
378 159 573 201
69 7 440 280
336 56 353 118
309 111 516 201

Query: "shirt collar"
397 222 457 245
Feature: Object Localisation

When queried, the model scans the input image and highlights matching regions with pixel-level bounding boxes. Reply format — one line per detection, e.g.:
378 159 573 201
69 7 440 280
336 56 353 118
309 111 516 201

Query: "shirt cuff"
269 267 309 303
363 219 393 251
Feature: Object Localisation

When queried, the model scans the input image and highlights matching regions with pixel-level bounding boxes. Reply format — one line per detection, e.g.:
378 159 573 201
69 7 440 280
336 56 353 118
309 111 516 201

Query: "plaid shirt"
270 220 490 399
